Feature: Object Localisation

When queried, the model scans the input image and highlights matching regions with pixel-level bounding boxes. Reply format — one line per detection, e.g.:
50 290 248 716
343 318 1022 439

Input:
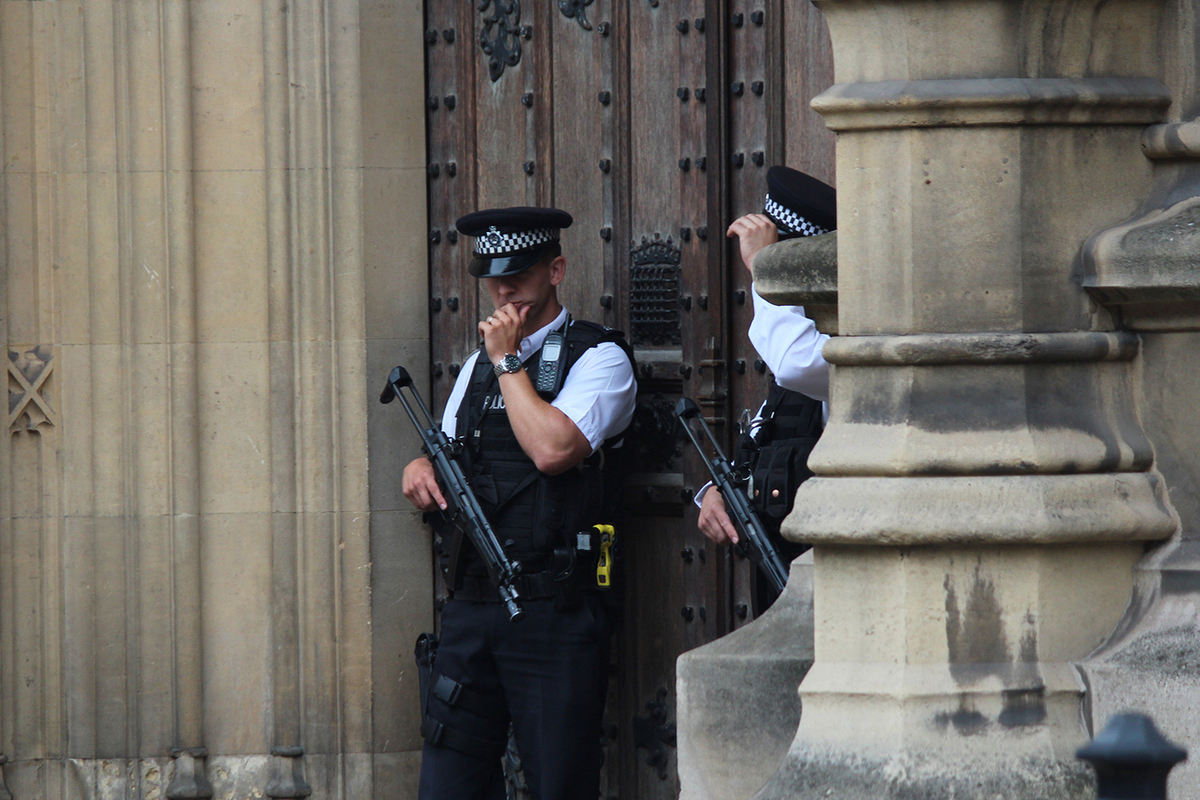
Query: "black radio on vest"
534 328 567 398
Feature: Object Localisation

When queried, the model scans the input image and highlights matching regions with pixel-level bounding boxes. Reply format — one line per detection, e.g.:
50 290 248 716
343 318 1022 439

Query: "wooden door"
421 1 833 796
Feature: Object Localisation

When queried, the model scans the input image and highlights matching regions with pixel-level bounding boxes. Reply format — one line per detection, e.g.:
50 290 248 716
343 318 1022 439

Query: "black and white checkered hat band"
765 194 828 237
473 225 559 256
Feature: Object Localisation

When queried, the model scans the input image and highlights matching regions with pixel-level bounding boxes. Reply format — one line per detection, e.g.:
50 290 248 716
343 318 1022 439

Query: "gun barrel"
382 366 526 621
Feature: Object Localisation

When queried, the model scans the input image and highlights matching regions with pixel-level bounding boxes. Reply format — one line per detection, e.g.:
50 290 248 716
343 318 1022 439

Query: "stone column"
1075 51 1200 795
754 1 1179 797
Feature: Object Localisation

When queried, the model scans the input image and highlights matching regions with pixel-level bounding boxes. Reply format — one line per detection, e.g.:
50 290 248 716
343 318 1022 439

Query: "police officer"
697 168 835 592
402 206 637 800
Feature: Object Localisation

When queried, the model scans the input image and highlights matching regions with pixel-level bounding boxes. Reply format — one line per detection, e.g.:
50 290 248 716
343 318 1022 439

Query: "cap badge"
485 226 503 247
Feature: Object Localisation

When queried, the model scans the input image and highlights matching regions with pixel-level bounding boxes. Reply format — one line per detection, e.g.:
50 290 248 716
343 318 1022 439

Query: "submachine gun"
674 397 790 596
380 366 525 622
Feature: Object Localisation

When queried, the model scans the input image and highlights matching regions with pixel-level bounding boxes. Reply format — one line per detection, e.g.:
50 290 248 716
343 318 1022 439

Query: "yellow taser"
594 525 616 588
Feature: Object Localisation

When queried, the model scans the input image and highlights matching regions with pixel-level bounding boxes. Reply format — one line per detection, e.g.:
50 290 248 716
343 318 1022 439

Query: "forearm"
498 369 592 474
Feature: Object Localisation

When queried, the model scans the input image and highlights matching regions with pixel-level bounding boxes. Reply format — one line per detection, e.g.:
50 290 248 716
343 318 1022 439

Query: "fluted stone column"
753 2 1179 797
1 0 431 798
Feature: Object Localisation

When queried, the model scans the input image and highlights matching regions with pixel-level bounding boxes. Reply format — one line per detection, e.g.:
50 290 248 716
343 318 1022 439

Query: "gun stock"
675 397 790 597
382 366 526 621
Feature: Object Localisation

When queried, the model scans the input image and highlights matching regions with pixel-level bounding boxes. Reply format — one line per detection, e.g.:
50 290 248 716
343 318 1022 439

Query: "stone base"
751 749 1094 800
1 752 420 800
1078 542 1200 800
676 553 815 800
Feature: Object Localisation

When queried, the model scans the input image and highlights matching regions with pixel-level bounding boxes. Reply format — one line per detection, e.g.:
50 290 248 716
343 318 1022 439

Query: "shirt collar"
518 307 569 360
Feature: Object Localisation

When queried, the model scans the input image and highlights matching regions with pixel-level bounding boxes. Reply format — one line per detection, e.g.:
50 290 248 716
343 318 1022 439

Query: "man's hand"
726 213 779 274
698 487 740 546
403 457 447 512
479 303 529 364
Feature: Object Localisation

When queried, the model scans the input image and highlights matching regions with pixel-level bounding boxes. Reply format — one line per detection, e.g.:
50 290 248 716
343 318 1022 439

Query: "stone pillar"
677 554 816 800
753 2 1179 797
1075 101 1200 800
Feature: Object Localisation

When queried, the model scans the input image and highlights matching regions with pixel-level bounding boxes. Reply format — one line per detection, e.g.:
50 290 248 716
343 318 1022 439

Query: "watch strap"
493 353 522 376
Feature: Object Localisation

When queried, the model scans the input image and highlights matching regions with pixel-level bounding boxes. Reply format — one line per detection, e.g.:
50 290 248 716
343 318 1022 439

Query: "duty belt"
452 569 579 603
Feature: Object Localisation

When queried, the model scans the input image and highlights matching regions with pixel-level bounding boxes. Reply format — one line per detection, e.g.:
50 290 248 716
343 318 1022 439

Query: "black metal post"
1077 713 1187 800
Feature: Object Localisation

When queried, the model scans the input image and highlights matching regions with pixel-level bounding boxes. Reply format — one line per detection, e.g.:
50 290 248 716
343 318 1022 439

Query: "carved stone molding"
265 747 311 799
812 78 1171 131
167 747 214 800
0 754 12 800
1082 119 1200 330
7 345 56 434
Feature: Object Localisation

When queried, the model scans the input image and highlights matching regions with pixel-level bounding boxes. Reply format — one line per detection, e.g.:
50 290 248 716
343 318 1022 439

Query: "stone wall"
0 1 431 797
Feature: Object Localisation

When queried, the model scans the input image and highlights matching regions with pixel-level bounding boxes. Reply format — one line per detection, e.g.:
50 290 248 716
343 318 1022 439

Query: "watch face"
495 354 522 375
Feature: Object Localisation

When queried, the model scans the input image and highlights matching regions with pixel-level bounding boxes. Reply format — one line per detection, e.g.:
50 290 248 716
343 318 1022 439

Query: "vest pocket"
752 436 818 521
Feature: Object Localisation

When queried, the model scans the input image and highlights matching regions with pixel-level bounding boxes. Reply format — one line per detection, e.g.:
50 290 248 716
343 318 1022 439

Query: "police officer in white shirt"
402 206 637 800
697 169 835 604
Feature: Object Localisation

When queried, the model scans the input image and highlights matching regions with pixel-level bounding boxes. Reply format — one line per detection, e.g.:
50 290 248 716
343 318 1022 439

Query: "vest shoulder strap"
454 318 636 452
565 319 636 374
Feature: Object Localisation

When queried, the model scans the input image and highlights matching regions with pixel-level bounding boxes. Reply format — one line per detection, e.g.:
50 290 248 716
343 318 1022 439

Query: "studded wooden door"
421 1 833 796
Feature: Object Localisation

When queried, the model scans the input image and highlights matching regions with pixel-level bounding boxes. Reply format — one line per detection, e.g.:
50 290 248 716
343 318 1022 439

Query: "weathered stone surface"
677 554 815 800
1082 120 1200 330
0 0 430 796
719 0 1184 795
752 233 838 308
1075 331 1200 800
752 233 839 334
753 750 1094 800
753 544 1141 799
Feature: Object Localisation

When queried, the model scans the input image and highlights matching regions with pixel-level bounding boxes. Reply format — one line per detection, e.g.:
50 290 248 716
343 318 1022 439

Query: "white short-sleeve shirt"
694 288 830 506
747 286 830 403
441 307 637 453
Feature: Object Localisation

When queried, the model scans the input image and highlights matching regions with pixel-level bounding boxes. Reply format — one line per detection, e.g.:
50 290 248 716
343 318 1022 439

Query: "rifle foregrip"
725 489 788 594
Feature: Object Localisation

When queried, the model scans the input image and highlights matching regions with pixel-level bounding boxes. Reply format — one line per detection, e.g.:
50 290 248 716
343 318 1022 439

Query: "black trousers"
418 595 612 800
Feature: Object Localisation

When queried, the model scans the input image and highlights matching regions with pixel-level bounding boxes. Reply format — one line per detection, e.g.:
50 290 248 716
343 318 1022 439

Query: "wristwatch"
493 353 522 376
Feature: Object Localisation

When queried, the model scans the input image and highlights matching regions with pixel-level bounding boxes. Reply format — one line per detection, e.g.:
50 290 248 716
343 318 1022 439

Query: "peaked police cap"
763 167 837 238
457 206 574 278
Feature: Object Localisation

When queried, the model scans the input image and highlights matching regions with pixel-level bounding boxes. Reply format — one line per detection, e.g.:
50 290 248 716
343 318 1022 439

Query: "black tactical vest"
453 319 635 573
737 381 824 539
